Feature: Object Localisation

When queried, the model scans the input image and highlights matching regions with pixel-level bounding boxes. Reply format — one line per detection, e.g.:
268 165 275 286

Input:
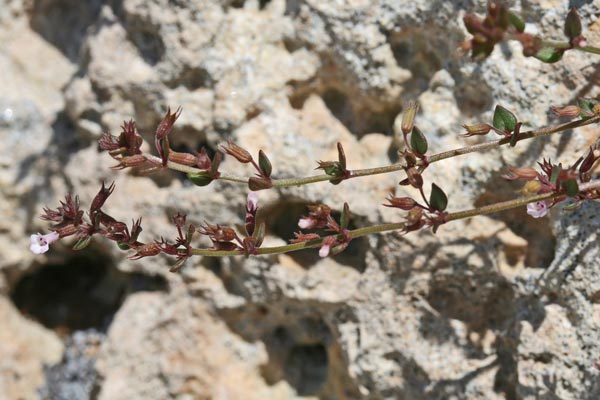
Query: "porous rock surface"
1 0 600 399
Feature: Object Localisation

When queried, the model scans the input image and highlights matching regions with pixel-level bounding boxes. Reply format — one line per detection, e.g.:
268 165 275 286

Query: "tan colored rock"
0 298 63 400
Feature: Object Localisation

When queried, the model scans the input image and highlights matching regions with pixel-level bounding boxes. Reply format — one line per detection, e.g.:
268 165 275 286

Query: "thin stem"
538 39 600 56
189 179 600 257
151 116 600 189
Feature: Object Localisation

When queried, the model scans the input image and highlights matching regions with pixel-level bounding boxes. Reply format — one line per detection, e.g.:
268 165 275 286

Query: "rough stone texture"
2 0 600 399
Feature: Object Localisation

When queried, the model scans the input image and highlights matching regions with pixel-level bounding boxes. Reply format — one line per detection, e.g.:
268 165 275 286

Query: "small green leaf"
337 142 347 170
258 150 272 177
508 12 525 33
578 98 598 119
117 242 130 251
429 183 448 212
493 105 518 132
169 257 188 273
73 236 92 251
187 172 213 186
564 8 582 40
534 46 564 63
564 179 579 197
340 202 350 230
253 222 266 247
410 126 428 155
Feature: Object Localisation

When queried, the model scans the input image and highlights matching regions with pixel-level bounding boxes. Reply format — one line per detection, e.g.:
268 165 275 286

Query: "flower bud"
169 151 198 166
462 123 492 137
248 176 273 191
221 141 253 163
116 154 147 168
384 196 417 210
406 167 423 189
401 101 419 135
521 180 542 195
551 105 581 119
504 166 538 181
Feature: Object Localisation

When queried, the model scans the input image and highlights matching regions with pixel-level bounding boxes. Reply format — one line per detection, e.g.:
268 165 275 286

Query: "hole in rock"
219 304 361 398
389 27 450 94
285 344 329 396
426 277 515 335
262 200 368 271
320 88 400 138
11 249 167 335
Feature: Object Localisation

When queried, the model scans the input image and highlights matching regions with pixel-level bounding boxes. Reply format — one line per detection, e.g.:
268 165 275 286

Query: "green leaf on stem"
258 150 272 177
187 171 213 186
73 236 92 251
429 183 448 212
508 12 525 33
534 46 564 63
564 179 579 197
564 8 582 40
493 105 517 132
578 98 598 119
253 221 266 247
337 142 347 170
340 202 350 230
410 126 428 155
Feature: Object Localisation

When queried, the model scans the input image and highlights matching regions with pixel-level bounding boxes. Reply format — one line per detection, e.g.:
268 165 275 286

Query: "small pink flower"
527 200 551 218
29 231 60 254
318 236 337 258
298 217 315 229
319 243 331 258
247 192 259 211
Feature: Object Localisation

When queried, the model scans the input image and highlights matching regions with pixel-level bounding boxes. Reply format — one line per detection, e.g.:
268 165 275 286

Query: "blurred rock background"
1 0 600 399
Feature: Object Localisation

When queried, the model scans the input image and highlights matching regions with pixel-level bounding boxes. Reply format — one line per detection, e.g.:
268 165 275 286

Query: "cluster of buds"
99 108 223 185
33 181 267 270
462 3 586 63
504 148 600 217
385 181 448 234
37 182 148 254
220 141 274 190
292 203 352 257
316 143 351 185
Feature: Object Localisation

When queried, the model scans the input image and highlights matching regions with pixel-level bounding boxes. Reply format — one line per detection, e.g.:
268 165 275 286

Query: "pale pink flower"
29 231 60 254
527 200 550 218
319 243 331 258
298 217 315 229
247 191 259 211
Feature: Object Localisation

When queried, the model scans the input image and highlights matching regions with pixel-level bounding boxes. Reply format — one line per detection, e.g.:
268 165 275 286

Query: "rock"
0 298 63 400
2 0 600 398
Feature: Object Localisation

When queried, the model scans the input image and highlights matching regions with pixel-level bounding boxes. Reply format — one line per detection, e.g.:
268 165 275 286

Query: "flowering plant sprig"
30 3 600 271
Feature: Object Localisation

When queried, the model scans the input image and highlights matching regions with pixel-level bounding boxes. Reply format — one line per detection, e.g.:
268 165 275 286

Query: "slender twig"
189 179 600 257
151 115 600 189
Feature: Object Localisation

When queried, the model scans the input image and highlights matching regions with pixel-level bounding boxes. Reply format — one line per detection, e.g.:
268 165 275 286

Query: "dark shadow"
262 199 368 272
218 302 362 399
28 0 104 62
11 247 167 335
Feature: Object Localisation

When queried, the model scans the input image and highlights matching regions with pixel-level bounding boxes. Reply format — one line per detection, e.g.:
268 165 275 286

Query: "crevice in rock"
28 0 104 62
219 302 362 398
288 83 401 138
261 199 368 271
10 246 167 335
